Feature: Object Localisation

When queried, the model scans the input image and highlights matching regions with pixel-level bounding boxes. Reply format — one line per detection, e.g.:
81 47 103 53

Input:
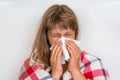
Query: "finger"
54 41 62 61
66 40 81 59
56 46 63 64
68 40 79 52
51 41 63 62
67 44 80 64
52 41 60 53
51 41 61 59
67 46 74 58
66 40 76 55
66 40 80 55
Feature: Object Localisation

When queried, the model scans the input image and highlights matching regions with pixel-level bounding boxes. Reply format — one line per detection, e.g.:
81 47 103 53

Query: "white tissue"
50 37 81 64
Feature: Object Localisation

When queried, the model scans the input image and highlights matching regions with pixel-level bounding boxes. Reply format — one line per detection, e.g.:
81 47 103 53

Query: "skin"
47 26 86 80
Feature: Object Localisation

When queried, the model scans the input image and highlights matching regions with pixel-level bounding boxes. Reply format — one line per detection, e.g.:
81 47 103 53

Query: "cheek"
69 35 75 39
65 34 75 39
49 38 58 46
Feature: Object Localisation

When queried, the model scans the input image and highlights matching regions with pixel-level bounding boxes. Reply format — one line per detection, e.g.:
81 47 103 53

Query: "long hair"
31 4 79 67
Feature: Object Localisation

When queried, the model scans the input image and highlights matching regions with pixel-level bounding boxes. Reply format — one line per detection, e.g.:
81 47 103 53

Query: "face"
47 27 75 46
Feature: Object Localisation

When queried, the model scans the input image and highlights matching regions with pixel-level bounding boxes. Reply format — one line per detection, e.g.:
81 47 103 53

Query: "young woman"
19 4 110 80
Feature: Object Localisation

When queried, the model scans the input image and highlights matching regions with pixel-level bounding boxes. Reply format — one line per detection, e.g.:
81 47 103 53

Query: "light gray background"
0 0 120 80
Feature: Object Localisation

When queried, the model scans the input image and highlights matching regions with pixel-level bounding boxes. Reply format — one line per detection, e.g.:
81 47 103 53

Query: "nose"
60 35 65 38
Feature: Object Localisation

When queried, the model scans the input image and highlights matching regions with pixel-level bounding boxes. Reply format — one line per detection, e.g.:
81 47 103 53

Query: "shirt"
19 51 110 80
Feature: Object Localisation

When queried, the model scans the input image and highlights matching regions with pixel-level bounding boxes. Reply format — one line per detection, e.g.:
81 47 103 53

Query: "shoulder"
21 58 45 70
80 50 101 64
80 51 104 71
80 50 104 71
80 51 110 80
19 58 50 80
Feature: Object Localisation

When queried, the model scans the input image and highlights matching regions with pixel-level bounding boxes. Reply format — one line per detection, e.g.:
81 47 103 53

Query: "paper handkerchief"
50 37 81 64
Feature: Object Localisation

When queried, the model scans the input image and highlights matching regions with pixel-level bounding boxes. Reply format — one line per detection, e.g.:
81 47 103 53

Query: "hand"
50 41 63 80
66 40 86 80
66 40 81 73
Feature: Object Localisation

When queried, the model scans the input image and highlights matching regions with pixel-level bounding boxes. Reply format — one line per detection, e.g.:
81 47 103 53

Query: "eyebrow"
50 31 74 34
65 31 74 34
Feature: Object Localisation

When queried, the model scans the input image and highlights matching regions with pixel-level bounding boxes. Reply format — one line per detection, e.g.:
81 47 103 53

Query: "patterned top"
19 51 110 80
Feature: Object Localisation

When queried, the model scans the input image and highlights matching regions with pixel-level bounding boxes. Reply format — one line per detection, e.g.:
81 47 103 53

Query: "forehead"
48 24 74 32
48 27 74 33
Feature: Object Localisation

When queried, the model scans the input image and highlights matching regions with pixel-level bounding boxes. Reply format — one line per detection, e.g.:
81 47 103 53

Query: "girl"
19 4 110 80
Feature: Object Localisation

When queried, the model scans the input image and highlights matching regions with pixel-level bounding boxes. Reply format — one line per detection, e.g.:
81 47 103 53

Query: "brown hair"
31 4 79 67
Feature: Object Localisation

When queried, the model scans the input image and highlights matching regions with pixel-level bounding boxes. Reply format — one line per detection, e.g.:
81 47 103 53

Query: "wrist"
70 68 81 74
71 70 86 80
52 76 60 80
69 67 80 73
52 73 61 80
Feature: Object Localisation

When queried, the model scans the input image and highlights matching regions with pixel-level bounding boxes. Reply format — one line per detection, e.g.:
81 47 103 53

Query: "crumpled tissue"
50 37 81 64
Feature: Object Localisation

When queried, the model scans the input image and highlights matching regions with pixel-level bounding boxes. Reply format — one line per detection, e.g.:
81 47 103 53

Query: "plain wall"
0 0 120 80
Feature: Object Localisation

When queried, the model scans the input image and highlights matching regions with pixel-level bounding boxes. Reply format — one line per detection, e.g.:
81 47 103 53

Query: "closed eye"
65 33 72 36
51 34 61 37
